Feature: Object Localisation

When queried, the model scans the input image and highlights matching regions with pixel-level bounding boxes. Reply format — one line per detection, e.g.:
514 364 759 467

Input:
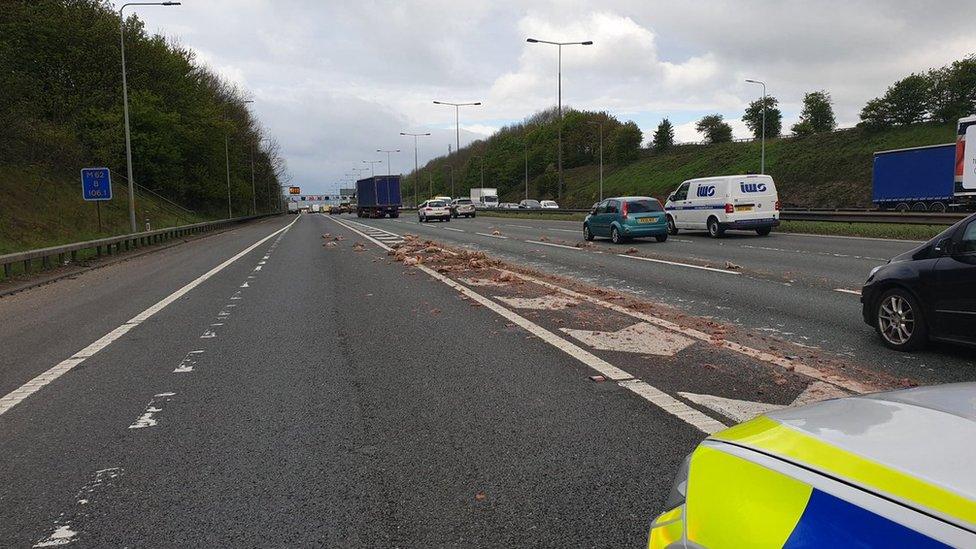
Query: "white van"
664 174 780 237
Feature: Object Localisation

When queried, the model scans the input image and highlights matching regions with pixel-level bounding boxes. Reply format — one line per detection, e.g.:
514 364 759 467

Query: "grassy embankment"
0 166 208 273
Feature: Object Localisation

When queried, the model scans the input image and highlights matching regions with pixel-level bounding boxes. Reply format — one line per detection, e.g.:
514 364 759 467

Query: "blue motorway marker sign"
81 167 112 201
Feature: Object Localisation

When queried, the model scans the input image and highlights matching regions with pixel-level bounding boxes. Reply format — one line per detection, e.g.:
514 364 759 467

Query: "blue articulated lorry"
356 175 402 218
872 115 976 212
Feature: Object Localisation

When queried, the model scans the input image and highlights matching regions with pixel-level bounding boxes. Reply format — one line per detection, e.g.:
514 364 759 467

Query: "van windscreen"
626 199 663 213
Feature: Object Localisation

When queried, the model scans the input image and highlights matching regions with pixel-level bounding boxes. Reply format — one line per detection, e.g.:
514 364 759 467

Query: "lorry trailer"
356 175 402 218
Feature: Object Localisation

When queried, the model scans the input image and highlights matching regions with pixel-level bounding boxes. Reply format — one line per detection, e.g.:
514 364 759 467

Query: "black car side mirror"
934 237 954 256
667 194 675 202
590 207 598 215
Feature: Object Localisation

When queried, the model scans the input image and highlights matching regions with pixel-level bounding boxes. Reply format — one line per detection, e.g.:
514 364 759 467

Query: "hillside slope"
0 166 207 255
553 123 956 208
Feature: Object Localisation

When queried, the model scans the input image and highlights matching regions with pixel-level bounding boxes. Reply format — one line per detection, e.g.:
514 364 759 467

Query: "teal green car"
584 197 669 244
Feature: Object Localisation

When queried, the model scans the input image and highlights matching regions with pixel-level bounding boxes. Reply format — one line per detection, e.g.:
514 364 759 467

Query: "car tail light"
775 200 781 211
621 201 629 219
725 203 734 213
425 207 432 211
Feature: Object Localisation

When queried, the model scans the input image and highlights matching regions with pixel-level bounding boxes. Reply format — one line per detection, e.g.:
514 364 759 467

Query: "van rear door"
731 175 778 221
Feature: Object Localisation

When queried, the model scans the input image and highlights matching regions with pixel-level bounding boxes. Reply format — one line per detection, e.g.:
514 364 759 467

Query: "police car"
648 383 976 547
664 175 781 237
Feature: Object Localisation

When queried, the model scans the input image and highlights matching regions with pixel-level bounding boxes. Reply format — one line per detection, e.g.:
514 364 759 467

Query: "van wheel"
583 224 594 241
667 215 678 235
876 288 927 351
611 226 624 244
707 217 724 238
756 227 771 236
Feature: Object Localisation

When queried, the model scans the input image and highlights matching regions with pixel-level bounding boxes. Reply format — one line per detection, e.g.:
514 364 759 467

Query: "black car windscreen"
626 200 663 213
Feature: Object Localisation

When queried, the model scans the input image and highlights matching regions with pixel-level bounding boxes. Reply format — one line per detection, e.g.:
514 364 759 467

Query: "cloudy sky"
130 0 976 194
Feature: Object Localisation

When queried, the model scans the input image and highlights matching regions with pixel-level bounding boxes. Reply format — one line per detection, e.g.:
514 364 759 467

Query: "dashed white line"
619 254 741 275
442 227 465 232
0 216 299 417
173 350 203 373
547 228 580 233
476 232 508 239
506 224 534 229
525 240 582 250
128 392 175 429
834 288 862 295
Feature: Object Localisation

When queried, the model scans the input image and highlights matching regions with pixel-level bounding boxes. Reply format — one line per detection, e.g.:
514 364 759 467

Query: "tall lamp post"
377 149 400 178
119 1 181 232
745 79 767 174
432 101 481 154
401 131 430 208
588 120 604 201
363 160 382 177
526 37 592 199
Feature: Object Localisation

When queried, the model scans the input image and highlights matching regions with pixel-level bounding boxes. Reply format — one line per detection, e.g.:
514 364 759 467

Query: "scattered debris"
725 261 741 270
589 375 607 383
491 230 502 236
624 247 639 255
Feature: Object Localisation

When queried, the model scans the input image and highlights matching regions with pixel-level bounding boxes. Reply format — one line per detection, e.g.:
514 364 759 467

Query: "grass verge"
775 220 944 241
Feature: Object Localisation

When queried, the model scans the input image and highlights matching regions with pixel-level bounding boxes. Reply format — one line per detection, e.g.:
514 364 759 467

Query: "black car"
861 212 976 350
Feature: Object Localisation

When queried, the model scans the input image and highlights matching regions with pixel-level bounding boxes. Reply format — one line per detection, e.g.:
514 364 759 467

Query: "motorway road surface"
0 213 972 547
359 212 976 383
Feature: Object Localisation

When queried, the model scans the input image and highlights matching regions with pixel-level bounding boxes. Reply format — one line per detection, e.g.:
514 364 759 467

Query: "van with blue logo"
664 175 780 237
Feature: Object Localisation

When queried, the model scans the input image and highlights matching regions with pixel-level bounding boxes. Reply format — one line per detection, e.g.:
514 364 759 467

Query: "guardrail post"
3 263 10 278
58 253 66 265
71 251 78 262
24 259 31 273
42 256 52 269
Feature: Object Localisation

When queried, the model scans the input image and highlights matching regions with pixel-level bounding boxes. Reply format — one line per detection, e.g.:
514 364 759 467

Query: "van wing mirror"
667 194 675 202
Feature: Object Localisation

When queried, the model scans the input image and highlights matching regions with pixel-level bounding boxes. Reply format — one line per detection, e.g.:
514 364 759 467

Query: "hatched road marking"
326 215 730 435
562 322 694 356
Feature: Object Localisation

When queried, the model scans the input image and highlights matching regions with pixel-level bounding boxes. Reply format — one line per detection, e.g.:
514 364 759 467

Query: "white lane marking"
678 391 784 423
620 380 727 434
525 240 581 250
791 381 850 406
740 244 886 262
782 232 924 244
262 255 270 260
240 281 250 288
548 228 579 233
210 323 223 327
563 322 694 356
253 265 262 271
834 288 861 295
129 392 175 429
327 216 726 435
33 468 122 548
173 350 203 373
500 269 875 394
476 232 508 239
506 224 534 229
673 239 694 243
442 227 465 232
0 217 299 418
619 253 741 275
495 294 580 310
459 277 508 287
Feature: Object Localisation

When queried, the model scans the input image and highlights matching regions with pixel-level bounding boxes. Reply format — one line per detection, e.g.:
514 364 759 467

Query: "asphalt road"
358 213 976 384
1 212 972 547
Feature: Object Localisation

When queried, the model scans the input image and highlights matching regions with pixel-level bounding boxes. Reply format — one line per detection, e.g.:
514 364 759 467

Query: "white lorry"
470 188 499 208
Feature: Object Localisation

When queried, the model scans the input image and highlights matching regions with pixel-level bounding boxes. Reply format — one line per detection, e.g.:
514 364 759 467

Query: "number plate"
637 217 658 224
737 205 753 212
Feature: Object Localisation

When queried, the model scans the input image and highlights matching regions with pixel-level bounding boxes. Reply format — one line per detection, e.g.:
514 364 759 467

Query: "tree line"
0 0 287 216
651 54 976 149
402 107 642 203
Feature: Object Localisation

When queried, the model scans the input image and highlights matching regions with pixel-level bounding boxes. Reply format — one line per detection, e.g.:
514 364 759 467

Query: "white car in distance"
418 200 451 222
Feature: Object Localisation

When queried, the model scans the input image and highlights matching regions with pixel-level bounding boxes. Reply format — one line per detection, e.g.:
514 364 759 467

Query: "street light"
376 149 400 177
432 100 481 154
119 1 181 232
363 159 382 177
745 79 767 174
472 155 485 189
526 37 593 199
401 132 430 208
588 120 604 201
